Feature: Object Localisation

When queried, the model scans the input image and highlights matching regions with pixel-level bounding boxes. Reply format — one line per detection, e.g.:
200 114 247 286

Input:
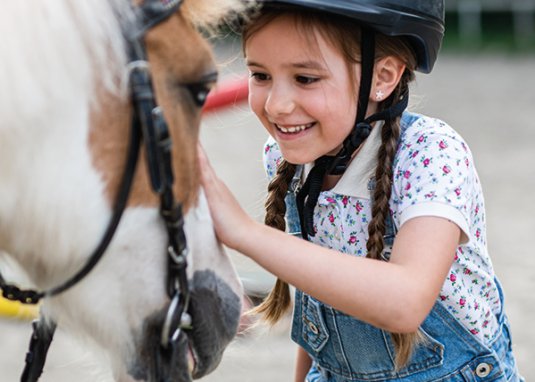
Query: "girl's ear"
371 56 406 102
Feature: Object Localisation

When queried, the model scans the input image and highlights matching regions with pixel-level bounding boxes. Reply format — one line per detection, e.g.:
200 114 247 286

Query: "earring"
375 90 385 101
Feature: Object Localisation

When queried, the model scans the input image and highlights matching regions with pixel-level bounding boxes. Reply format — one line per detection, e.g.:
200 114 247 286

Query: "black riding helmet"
255 0 445 73
252 0 445 238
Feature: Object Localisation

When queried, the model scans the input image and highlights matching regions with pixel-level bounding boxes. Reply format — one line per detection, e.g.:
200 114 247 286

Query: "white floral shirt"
263 112 501 344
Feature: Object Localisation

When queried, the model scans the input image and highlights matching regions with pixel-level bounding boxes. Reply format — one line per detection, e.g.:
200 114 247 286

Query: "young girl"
199 0 524 381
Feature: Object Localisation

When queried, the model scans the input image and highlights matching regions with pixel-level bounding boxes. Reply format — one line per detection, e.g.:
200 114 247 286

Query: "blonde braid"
253 160 296 324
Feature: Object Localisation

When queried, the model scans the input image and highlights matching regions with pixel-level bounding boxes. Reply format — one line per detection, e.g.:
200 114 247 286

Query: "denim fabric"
295 291 523 382
285 162 523 381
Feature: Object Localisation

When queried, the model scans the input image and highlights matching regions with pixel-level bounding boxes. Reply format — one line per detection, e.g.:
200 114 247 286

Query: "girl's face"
245 14 358 164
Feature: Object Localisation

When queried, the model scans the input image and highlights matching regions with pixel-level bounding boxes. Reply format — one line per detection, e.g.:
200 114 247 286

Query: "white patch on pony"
0 0 133 129
37 190 241 378
0 103 113 287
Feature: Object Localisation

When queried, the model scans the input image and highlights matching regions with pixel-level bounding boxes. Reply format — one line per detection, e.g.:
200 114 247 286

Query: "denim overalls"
284 164 524 382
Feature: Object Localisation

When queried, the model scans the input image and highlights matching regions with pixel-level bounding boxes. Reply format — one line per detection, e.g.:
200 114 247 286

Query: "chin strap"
296 27 409 239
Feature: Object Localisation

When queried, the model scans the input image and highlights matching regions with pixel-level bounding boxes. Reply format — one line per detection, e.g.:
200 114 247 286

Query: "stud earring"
375 90 385 101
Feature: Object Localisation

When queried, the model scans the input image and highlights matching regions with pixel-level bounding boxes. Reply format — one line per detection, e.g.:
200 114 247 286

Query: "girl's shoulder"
399 111 473 159
401 111 462 140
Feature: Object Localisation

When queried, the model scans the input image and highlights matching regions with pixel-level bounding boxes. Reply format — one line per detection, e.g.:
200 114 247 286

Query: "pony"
0 0 250 381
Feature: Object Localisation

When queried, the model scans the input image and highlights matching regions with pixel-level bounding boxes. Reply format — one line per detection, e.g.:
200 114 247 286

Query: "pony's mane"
0 0 252 130
0 0 132 129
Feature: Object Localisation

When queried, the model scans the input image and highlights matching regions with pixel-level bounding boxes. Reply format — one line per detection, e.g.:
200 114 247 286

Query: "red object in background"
203 77 249 113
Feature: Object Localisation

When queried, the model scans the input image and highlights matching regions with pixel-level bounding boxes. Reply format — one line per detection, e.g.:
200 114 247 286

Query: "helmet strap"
296 28 408 238
328 27 375 175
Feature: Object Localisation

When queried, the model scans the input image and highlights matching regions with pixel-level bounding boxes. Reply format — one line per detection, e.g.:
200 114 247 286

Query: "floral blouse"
263 111 501 344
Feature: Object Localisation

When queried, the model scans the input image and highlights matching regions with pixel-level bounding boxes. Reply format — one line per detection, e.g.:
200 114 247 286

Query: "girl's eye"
295 75 319 85
250 72 270 82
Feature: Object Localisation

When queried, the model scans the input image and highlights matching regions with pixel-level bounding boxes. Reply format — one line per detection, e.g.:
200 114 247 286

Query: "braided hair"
246 9 421 368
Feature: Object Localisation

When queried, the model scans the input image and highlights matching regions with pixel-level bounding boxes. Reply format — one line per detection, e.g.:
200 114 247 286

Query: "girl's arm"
199 147 460 333
295 346 312 382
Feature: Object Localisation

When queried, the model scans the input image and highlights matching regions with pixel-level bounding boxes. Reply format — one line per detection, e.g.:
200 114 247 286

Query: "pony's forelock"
182 0 254 32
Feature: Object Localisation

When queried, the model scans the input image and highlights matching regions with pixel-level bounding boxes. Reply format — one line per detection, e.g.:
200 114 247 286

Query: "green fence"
444 0 535 51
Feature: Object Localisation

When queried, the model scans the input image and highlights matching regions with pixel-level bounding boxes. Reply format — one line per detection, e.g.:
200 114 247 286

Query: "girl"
199 0 524 381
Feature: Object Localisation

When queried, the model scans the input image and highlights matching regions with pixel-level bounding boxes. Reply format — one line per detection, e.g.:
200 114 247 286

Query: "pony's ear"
371 56 406 102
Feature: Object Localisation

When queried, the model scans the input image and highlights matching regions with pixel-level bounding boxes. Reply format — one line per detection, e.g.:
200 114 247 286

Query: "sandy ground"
0 39 534 381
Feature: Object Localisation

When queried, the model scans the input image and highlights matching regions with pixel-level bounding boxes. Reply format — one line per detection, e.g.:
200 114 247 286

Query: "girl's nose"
264 83 295 117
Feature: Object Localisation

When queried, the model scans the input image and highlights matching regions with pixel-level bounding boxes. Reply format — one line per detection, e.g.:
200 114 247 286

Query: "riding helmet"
255 0 445 73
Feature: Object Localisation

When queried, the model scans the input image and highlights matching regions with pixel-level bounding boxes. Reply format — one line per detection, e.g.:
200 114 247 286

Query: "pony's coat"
0 0 249 380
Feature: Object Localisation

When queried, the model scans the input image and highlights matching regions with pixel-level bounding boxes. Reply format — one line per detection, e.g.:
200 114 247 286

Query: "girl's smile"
274 122 314 135
245 14 358 164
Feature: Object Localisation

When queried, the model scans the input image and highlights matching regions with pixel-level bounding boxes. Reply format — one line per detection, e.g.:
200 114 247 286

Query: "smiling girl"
199 1 524 381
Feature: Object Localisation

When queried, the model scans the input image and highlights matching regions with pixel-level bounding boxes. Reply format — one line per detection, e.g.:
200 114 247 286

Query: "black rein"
0 0 195 380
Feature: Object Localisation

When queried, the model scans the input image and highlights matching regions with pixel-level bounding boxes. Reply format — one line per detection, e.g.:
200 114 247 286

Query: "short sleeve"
392 117 476 243
263 136 283 180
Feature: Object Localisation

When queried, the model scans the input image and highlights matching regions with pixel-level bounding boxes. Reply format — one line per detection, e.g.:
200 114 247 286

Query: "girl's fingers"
198 143 217 186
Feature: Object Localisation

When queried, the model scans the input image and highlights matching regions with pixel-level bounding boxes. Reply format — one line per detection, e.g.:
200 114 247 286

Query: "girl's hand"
198 144 256 250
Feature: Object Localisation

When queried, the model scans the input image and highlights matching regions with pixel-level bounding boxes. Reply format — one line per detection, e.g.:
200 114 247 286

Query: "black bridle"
0 0 198 380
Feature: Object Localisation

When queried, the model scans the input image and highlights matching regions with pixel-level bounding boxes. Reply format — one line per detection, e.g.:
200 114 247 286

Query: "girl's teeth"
278 124 309 133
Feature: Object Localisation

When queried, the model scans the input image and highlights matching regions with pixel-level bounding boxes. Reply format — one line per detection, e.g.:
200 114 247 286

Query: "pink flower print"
411 150 419 158
459 297 466 307
403 170 411 179
264 145 272 154
417 134 426 143
463 267 472 275
355 201 364 214
470 329 480 335
422 158 431 167
326 197 336 204
424 191 435 199
438 140 448 150
482 320 489 328
474 302 479 310
449 273 457 283
405 182 411 191
342 196 349 207
475 229 481 238
348 235 358 245
442 165 451 174
465 158 470 167
328 213 335 224
454 187 461 196
439 295 447 301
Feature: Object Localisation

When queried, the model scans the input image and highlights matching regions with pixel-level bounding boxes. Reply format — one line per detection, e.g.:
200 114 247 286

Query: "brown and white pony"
0 0 248 381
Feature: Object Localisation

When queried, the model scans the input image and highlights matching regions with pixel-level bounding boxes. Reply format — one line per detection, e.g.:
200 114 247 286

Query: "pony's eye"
185 73 218 107
185 82 212 107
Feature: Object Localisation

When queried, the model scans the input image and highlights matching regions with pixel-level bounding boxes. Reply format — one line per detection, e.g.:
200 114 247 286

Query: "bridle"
0 0 201 380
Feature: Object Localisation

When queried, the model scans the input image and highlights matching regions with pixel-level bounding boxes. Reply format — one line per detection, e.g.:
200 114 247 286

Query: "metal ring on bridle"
160 292 192 348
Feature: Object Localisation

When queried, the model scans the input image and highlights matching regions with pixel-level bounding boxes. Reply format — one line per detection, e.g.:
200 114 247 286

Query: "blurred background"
1 2 534 381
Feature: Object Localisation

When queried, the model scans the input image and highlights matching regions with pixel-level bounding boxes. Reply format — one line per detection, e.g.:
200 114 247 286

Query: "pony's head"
0 0 249 380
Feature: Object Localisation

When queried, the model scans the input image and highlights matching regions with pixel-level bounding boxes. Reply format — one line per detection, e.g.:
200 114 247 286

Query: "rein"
0 0 194 380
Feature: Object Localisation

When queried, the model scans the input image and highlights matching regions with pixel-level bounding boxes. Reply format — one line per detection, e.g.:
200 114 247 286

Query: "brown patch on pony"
89 9 221 211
